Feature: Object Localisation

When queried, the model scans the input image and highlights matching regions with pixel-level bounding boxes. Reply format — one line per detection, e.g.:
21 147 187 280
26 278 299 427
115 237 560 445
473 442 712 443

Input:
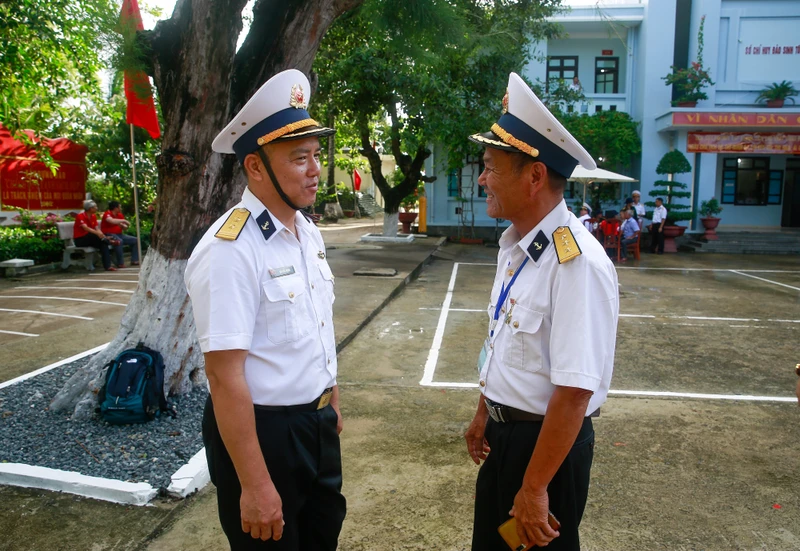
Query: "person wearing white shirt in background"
632 190 646 229
185 70 345 550
618 209 638 262
650 197 668 254
577 203 593 232
465 73 619 551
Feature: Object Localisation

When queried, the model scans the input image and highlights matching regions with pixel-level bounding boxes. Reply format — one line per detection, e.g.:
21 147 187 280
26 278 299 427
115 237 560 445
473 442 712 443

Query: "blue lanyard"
491 257 529 337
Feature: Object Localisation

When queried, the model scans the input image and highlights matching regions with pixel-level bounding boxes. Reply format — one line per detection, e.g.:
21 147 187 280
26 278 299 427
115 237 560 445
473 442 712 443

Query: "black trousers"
472 417 594 551
649 226 664 253
74 234 112 270
202 396 346 551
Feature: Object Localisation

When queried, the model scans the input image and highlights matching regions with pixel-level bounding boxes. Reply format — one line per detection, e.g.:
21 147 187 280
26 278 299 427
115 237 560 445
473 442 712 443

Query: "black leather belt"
485 398 600 423
254 387 333 413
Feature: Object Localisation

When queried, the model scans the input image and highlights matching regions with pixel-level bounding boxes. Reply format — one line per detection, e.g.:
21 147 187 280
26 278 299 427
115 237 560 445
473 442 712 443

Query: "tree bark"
52 0 363 417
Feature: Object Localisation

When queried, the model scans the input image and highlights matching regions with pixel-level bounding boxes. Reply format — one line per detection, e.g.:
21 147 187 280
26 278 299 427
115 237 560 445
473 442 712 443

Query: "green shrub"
0 235 64 264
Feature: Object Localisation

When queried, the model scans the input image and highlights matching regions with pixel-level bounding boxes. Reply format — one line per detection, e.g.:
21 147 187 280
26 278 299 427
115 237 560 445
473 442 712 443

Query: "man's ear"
243 152 264 182
529 161 548 196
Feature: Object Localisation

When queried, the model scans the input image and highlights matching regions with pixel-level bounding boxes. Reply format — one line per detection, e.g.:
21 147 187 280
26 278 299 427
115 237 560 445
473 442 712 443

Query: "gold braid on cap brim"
257 119 318 146
491 123 539 158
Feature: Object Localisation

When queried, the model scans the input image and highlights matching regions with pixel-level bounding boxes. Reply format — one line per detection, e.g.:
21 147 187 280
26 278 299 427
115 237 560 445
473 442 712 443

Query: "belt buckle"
486 401 506 423
317 389 332 410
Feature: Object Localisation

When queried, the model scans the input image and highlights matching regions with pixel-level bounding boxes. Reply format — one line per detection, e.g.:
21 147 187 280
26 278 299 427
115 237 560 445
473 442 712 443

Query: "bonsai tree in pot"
398 182 424 234
663 15 714 107
646 150 693 253
698 197 723 240
756 81 799 108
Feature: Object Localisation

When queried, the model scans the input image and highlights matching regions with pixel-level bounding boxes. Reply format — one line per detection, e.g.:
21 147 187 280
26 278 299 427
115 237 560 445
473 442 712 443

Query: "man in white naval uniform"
465 73 619 551
185 70 344 550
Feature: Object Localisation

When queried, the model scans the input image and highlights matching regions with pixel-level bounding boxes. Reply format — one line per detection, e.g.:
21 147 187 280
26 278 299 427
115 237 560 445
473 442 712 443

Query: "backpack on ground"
98 342 173 424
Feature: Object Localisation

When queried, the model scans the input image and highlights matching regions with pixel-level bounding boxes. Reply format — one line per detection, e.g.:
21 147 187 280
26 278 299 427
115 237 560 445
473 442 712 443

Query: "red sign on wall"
687 132 800 154
602 49 613 55
673 112 800 128
0 126 87 211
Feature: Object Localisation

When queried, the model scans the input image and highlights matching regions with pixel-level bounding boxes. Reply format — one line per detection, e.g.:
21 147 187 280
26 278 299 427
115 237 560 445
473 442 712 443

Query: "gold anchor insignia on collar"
261 220 270 231
533 241 543 251
553 226 582 264
318 251 325 259
215 208 251 240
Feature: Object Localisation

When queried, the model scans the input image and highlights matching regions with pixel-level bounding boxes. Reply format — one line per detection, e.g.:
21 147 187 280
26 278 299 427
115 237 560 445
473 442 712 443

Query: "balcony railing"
557 93 628 115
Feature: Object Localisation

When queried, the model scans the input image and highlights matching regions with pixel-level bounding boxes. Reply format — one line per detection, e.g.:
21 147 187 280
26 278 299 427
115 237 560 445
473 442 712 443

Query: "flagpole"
130 124 143 265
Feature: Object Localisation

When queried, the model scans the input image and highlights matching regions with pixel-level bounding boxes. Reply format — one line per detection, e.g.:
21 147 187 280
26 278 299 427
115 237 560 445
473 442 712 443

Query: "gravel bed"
0 354 207 490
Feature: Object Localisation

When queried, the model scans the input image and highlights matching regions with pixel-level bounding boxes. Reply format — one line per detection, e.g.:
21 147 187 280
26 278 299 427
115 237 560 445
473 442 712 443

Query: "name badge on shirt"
269 266 296 278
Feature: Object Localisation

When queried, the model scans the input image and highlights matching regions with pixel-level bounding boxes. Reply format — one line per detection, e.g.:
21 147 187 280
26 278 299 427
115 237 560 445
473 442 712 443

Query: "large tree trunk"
51 0 363 418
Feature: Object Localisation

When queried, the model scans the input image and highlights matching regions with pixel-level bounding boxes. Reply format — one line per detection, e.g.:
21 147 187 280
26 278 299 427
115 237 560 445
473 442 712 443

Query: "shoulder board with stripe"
215 208 251 240
552 226 582 264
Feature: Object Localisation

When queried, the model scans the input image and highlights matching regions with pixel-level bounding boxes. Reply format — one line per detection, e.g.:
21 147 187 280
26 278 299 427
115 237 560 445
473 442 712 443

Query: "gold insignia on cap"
553 226 582 264
215 208 251 241
289 84 307 109
491 123 539 158
501 89 509 114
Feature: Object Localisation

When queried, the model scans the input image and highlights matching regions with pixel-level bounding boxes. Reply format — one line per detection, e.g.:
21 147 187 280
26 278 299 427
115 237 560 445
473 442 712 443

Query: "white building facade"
424 0 800 237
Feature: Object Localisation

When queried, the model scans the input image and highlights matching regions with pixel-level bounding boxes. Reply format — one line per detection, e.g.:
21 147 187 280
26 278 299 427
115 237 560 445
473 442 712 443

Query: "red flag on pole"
120 0 160 139
354 169 362 191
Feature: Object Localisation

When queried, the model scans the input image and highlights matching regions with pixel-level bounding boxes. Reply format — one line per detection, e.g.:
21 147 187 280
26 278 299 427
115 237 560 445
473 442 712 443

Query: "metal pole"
130 124 143 265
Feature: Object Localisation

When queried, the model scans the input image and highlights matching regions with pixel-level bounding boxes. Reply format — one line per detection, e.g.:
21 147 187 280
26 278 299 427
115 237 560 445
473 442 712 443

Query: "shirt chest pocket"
262 275 312 344
503 305 544 373
317 262 335 304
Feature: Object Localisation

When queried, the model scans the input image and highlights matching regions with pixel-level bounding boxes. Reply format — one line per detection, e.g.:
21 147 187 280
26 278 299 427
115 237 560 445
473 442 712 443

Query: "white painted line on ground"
608 389 797 402
14 286 134 294
421 382 796 403
88 271 140 276
0 463 156 506
420 263 460 386
456 262 496 266
0 329 39 337
166 448 210 498
418 307 484 313
0 295 128 307
0 308 92 320
0 342 109 390
620 314 656 318
56 278 138 283
729 270 800 292
616 267 800 273
318 222 379 231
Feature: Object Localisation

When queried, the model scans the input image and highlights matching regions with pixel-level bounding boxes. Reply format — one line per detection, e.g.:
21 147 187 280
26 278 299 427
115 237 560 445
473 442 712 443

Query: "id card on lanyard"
477 256 529 375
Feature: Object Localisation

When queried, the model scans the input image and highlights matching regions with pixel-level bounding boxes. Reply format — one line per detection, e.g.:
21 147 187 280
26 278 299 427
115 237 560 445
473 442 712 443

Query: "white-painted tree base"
0 463 157 506
382 212 399 237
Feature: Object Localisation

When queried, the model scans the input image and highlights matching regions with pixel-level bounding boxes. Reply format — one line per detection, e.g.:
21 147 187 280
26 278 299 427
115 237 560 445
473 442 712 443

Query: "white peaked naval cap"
212 69 334 163
469 72 597 177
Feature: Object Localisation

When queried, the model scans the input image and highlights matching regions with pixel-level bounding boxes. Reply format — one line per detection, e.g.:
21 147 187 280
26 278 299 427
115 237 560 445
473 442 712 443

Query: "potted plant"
663 16 714 107
646 150 693 253
698 197 723 240
398 189 420 234
756 81 799 108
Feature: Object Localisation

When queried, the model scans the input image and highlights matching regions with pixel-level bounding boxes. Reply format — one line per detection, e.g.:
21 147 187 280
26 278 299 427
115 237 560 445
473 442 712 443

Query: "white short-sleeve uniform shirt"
480 200 619 416
185 187 337 406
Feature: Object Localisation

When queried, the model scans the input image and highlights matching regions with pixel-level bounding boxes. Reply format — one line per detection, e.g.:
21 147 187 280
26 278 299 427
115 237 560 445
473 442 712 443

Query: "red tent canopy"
0 125 88 211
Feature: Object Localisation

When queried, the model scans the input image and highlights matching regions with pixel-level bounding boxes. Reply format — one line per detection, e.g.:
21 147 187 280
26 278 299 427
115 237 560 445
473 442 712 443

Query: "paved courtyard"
0 242 798 550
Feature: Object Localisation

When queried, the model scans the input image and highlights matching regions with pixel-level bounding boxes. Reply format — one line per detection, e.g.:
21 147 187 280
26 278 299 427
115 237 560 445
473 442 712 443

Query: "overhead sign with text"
687 132 800 154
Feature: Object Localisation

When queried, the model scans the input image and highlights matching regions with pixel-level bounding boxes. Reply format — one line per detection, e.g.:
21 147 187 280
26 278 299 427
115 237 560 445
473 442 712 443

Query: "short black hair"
108 200 120 210
655 197 664 203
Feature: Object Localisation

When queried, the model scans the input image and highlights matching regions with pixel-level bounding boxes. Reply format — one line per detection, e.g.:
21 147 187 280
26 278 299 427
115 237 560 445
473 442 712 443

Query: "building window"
447 169 459 197
547 56 578 89
721 157 782 205
595 57 619 94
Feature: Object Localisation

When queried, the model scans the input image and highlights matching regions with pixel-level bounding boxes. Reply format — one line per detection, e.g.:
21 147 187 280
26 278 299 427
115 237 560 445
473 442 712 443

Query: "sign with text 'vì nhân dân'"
686 132 800 154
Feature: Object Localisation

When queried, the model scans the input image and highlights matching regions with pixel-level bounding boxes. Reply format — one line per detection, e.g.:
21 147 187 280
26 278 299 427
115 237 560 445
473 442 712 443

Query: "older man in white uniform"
185 70 344 550
465 73 619 551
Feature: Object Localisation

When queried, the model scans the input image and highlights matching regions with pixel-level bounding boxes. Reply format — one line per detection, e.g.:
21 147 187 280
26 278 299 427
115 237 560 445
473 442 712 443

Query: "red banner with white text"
686 132 800 154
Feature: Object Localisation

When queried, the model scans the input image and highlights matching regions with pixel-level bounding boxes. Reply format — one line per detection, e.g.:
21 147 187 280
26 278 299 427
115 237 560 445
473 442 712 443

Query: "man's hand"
240 480 284 540
465 397 491 465
510 487 559 548
330 385 343 434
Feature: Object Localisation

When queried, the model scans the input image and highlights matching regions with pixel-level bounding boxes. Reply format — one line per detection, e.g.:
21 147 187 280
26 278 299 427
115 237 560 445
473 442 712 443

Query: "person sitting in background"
619 209 639 262
101 201 140 268
73 200 114 271
600 210 620 237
